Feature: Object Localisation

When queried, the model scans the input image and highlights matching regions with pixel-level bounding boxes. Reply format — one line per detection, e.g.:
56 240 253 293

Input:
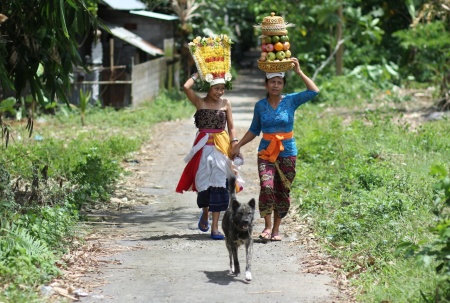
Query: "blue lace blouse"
249 89 319 157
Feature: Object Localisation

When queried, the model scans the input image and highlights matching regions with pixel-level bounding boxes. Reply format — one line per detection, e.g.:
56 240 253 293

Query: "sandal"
270 233 282 241
211 231 225 240
197 211 209 232
259 229 271 240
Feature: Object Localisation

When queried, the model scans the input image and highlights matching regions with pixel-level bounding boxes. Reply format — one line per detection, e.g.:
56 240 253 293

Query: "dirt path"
70 64 351 303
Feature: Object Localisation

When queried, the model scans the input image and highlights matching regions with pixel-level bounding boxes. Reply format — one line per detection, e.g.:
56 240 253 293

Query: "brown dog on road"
222 175 256 281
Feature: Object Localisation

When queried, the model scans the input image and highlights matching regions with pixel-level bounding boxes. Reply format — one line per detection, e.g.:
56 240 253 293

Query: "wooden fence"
69 57 179 108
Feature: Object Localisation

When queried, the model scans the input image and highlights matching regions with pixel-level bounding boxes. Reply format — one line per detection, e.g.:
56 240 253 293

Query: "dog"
222 175 256 281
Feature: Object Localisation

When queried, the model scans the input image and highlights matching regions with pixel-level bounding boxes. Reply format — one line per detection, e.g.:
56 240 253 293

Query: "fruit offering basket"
254 12 295 73
257 60 294 73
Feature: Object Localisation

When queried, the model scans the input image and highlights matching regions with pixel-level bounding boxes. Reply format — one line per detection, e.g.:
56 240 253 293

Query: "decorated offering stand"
254 12 295 73
188 35 233 89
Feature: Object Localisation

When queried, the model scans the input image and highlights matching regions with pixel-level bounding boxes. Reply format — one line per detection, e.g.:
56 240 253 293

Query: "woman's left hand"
290 57 319 92
290 58 302 74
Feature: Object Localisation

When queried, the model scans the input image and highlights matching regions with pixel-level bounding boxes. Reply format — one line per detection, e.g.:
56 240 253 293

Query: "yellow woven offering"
188 35 233 87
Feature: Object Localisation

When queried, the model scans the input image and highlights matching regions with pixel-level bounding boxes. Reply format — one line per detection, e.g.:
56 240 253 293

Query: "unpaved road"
75 64 350 303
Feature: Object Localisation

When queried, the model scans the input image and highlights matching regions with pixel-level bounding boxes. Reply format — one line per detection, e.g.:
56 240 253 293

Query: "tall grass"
292 84 450 302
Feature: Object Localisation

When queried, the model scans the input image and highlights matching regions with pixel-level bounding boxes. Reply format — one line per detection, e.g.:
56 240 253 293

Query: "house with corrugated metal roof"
73 0 179 108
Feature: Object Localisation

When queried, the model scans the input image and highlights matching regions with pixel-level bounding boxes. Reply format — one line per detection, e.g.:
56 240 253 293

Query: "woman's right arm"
183 73 202 108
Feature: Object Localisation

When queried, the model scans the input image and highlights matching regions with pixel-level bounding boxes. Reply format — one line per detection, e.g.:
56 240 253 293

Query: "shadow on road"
204 270 249 286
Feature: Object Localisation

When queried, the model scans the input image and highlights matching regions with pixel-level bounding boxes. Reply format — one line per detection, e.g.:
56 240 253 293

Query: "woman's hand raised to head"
290 58 302 75
291 57 319 92
183 72 203 109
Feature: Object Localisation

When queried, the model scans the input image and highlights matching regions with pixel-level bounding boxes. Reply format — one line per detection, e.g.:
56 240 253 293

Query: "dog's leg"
226 241 234 274
245 239 253 281
232 245 240 276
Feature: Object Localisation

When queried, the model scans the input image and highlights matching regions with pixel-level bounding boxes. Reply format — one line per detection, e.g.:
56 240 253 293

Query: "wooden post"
164 38 174 90
109 38 114 79
109 38 114 102
130 56 134 106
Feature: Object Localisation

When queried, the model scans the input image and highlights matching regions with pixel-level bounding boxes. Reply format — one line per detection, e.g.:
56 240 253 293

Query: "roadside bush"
0 222 60 301
16 203 78 249
397 165 450 301
0 222 60 278
70 150 122 206
0 161 15 212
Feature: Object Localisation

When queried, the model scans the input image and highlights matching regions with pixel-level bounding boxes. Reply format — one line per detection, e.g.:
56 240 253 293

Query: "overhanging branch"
312 38 346 81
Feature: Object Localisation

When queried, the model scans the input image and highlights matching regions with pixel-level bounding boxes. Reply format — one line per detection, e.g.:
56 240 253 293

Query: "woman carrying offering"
231 57 319 241
176 35 240 240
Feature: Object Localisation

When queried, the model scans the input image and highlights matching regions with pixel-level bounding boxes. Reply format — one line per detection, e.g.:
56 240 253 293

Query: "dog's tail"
228 175 237 201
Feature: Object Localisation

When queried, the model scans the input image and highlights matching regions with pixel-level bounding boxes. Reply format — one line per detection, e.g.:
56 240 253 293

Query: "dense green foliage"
394 20 450 109
0 0 101 106
291 86 450 301
157 0 448 107
0 90 191 302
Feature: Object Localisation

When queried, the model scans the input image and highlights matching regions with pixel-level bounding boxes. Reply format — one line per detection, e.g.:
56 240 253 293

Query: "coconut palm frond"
171 0 203 23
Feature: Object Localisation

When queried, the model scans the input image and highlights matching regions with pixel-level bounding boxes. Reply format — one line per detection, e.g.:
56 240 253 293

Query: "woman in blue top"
231 58 319 241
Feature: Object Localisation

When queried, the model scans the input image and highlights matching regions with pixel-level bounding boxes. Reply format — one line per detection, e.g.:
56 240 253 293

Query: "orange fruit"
274 42 284 51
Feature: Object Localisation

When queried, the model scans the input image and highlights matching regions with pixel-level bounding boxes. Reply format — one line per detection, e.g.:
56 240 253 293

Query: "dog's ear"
232 199 240 210
248 198 256 209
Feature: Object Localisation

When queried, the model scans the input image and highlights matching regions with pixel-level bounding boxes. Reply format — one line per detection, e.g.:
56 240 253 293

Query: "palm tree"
171 0 204 77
